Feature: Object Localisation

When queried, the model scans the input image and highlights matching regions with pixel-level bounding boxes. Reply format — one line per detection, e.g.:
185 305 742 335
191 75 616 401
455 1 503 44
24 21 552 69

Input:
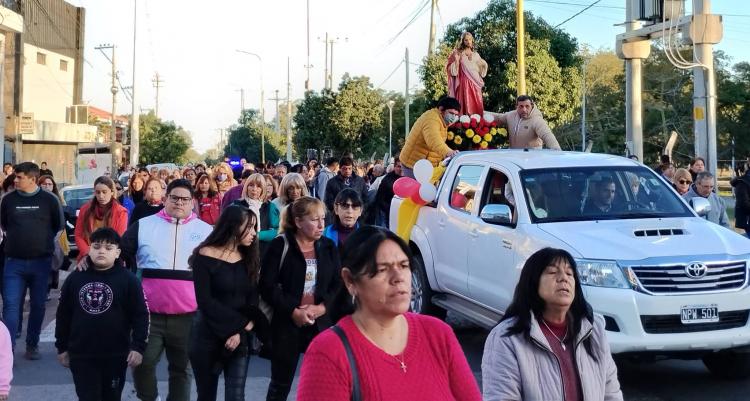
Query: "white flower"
459 115 471 124
483 113 495 123
470 114 481 122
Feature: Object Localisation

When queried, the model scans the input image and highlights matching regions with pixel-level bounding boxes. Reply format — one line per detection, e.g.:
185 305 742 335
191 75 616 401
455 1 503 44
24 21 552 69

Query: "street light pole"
387 100 395 159
130 0 140 167
236 50 265 164
96 44 119 171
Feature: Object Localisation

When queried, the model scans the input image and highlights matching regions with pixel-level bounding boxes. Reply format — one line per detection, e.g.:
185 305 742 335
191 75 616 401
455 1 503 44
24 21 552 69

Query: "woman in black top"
260 196 341 401
189 205 269 401
128 177 164 226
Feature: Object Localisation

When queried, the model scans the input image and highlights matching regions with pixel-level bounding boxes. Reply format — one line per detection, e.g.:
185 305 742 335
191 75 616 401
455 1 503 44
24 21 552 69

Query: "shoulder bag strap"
331 325 362 401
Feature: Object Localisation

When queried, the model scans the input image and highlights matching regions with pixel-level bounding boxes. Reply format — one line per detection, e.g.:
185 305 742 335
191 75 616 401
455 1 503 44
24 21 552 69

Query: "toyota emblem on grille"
685 262 708 279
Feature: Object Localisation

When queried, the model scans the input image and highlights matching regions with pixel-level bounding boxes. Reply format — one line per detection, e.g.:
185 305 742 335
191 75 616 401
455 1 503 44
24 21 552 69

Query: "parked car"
391 149 750 379
60 184 94 256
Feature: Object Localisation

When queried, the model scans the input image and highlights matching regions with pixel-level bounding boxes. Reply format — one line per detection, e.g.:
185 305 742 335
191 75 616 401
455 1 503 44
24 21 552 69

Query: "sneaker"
24 347 41 360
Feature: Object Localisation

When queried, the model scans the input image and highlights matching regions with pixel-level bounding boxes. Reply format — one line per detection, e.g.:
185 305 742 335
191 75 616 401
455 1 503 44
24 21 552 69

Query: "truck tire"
703 351 750 380
410 254 446 319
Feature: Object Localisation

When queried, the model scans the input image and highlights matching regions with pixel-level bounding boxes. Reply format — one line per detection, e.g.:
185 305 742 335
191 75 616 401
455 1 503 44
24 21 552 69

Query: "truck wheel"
410 254 446 319
703 351 750 380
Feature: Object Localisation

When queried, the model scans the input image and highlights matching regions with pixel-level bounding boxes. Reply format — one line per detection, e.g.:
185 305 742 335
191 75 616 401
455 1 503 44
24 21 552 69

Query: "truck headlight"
575 259 630 289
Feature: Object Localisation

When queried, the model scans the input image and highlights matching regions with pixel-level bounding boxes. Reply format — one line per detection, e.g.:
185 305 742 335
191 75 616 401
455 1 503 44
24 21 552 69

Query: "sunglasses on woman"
678 179 692 185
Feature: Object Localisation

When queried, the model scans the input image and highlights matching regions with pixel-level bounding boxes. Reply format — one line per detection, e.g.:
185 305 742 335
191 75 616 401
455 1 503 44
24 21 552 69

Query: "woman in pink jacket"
297 226 480 401
0 320 12 400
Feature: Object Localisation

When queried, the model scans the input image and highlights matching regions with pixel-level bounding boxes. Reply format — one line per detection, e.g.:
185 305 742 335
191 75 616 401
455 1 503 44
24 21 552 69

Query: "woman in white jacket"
481 248 623 401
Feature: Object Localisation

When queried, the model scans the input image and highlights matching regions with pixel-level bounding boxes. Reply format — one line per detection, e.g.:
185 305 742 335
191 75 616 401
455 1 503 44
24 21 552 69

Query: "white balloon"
413 159 434 184
483 112 495 123
419 184 437 203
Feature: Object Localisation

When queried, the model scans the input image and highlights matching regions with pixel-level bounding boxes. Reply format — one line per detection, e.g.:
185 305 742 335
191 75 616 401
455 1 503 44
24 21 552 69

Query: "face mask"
444 113 459 125
218 174 227 182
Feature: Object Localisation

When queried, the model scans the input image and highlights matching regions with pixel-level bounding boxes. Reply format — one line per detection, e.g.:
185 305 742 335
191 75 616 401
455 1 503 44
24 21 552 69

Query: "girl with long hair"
260 197 341 401
214 162 237 197
263 173 279 202
74 176 128 262
128 174 146 206
189 206 269 401
193 173 221 225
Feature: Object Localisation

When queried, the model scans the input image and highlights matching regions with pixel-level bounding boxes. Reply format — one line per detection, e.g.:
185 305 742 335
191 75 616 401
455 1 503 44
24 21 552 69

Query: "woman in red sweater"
193 173 221 225
74 176 128 262
297 226 481 401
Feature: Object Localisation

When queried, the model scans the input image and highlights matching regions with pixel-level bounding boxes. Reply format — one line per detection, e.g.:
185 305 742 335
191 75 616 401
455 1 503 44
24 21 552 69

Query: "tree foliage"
138 111 191 165
224 109 282 164
419 0 581 115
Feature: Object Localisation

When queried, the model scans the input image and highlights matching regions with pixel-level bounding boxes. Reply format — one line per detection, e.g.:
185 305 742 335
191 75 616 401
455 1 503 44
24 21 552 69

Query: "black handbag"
331 325 362 401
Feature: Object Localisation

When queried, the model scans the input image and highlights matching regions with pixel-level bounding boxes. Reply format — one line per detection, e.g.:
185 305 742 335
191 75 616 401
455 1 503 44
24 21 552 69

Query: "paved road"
8 287 750 400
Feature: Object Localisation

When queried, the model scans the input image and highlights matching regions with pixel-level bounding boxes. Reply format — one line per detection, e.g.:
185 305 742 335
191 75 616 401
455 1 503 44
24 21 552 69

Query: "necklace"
541 319 569 351
353 315 408 373
392 353 407 373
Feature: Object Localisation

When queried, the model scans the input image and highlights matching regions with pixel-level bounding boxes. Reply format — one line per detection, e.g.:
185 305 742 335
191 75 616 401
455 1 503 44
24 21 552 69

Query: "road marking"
39 319 56 343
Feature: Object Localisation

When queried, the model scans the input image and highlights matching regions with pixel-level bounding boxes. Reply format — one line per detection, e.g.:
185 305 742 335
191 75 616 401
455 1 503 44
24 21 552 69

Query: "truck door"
467 168 520 313
431 164 485 295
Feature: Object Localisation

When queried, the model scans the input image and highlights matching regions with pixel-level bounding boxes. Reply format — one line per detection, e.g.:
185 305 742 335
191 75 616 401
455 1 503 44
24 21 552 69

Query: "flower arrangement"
446 113 508 151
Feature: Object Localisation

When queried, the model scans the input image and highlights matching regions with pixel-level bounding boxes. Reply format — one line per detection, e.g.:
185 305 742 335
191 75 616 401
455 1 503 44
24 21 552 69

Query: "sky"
70 0 750 154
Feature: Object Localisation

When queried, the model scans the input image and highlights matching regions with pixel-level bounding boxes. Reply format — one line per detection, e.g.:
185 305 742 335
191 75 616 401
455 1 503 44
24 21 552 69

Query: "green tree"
138 111 191 165
224 109 281 164
419 0 581 114
293 89 338 158
331 75 385 156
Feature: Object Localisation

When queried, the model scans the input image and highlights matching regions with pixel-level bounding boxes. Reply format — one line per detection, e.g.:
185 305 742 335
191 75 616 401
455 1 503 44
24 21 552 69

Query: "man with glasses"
0 162 64 359
120 179 212 401
684 171 730 228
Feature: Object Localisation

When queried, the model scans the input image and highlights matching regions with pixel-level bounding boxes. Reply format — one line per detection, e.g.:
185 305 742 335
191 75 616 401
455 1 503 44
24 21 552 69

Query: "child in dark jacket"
55 228 149 401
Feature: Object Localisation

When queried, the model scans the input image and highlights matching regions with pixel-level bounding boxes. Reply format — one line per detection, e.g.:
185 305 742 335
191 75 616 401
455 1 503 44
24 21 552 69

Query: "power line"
377 60 404 88
385 0 430 47
553 0 602 28
527 0 623 9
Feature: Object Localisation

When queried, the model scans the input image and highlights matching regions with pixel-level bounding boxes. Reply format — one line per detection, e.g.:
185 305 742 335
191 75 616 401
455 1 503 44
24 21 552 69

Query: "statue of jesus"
446 31 488 116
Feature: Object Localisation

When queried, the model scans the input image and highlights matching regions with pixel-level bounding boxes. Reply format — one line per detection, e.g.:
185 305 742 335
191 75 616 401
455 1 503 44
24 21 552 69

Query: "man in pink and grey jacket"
121 179 212 401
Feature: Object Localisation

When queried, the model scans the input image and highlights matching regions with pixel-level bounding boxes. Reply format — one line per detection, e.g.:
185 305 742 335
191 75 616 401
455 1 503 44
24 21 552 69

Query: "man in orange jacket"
400 97 461 179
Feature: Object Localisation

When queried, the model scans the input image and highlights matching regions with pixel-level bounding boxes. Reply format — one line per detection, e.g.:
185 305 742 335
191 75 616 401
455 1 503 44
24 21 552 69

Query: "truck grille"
641 310 749 334
629 261 747 294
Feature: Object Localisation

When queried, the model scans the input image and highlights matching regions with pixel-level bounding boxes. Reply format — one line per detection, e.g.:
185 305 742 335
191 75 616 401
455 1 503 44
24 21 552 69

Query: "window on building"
36 52 46 65
59 59 68 71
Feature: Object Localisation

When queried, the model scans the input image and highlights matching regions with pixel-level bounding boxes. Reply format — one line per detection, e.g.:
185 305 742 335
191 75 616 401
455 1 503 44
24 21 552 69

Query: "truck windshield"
519 166 694 223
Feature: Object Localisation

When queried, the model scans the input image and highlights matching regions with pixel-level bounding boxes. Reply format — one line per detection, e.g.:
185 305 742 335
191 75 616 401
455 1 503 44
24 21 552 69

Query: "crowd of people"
0 93 744 401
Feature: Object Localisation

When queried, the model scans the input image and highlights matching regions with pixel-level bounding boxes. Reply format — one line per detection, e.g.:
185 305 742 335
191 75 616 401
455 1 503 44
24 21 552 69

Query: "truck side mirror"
689 197 711 217
480 204 513 225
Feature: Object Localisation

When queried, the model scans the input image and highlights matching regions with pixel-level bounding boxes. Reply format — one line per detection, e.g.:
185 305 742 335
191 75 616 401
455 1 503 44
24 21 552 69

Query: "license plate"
680 304 719 324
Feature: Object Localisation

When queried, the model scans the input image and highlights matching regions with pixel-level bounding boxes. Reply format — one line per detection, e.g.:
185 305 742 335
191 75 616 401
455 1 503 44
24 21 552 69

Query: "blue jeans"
2 257 51 349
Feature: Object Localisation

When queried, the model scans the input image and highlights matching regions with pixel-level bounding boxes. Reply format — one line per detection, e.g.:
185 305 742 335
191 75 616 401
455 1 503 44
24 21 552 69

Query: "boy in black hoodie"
55 228 149 401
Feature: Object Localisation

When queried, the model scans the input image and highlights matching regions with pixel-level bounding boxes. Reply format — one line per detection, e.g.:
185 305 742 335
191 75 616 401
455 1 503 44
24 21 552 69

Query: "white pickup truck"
391 149 750 378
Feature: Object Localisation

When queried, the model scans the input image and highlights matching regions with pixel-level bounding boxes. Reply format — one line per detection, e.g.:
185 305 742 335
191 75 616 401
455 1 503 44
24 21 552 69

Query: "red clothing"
540 319 583 401
74 200 128 261
297 313 481 401
196 195 221 225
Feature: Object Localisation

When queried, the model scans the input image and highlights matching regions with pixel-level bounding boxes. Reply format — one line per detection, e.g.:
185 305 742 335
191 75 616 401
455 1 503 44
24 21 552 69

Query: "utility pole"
236 88 245 117
323 33 329 90
305 0 311 91
152 72 163 118
516 0 526 95
581 59 586 152
387 100 395 159
286 57 292 162
428 0 437 57
236 50 265 163
404 48 410 139
270 90 282 133
130 0 140 167
96 44 119 170
693 0 720 176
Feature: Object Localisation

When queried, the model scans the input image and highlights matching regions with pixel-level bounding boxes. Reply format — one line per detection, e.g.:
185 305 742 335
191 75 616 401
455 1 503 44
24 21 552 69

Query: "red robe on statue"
446 49 488 116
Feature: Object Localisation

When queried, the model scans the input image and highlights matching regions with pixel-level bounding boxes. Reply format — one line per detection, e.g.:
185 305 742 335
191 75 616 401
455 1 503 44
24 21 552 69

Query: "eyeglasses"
678 180 692 185
336 202 361 210
168 195 192 204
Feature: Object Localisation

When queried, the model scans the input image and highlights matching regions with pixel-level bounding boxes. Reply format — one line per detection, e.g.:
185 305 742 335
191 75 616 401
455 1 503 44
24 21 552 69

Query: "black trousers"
266 324 318 401
70 356 127 401
190 322 251 401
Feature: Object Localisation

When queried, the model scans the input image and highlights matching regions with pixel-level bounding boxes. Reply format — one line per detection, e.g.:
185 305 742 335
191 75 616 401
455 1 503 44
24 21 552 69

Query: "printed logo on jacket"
78 282 113 314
